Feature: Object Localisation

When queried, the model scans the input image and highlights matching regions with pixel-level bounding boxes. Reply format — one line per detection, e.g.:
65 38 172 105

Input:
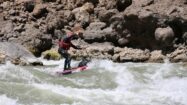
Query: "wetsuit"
58 35 80 70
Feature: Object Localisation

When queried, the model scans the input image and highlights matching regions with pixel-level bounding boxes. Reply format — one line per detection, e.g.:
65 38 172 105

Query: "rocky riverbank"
0 0 187 64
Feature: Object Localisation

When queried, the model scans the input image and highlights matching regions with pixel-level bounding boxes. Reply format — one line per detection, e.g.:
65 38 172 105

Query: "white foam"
0 95 18 105
1 59 187 105
0 61 41 83
39 58 63 66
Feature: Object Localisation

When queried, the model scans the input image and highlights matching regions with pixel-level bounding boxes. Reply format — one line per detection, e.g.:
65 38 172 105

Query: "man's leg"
67 54 71 69
64 57 68 70
58 48 68 70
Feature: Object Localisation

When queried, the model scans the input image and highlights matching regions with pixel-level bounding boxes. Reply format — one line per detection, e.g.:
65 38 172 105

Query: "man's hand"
76 46 82 50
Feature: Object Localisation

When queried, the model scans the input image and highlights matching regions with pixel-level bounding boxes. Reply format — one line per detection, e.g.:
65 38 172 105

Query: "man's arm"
70 42 81 50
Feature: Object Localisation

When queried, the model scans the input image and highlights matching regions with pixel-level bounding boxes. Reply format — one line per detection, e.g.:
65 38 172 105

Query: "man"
58 32 82 70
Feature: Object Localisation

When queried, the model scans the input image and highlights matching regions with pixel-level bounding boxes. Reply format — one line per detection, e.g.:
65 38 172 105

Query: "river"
0 59 187 105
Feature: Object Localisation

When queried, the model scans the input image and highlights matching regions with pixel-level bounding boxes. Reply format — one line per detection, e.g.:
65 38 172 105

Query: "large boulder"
46 12 67 35
16 0 36 12
20 24 53 56
83 27 115 43
83 30 106 43
0 42 43 65
148 50 165 63
32 4 48 18
167 46 187 62
72 6 91 28
113 47 150 62
155 26 175 46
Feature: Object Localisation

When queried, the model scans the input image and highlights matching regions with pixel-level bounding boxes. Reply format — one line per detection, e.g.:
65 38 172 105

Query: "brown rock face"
1 0 187 63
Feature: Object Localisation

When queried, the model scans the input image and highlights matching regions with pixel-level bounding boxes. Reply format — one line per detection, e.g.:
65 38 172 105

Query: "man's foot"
64 67 71 71
67 67 71 70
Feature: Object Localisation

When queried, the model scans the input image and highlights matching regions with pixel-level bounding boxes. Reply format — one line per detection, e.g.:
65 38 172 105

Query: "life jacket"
59 40 71 50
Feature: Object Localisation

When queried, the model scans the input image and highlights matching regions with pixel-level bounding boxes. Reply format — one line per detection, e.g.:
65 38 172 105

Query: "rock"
110 13 124 23
116 0 132 11
72 7 90 24
99 9 119 22
9 9 17 16
1 1 10 9
56 5 64 11
119 48 150 62
0 42 43 65
182 32 187 44
19 0 35 12
60 0 95 10
98 0 116 9
138 9 154 20
148 50 165 62
15 0 40 4
31 34 52 56
69 42 114 59
83 30 106 43
1 22 14 34
14 24 25 32
32 4 48 18
112 54 120 62
83 27 115 43
104 27 119 44
0 6 3 13
63 10 75 22
80 2 94 13
155 26 175 45
118 38 129 46
20 24 53 56
0 33 3 37
167 46 187 62
0 52 6 64
54 29 63 39
89 42 114 54
141 0 154 7
43 0 56 2
46 13 67 34
86 22 106 30
114 47 124 53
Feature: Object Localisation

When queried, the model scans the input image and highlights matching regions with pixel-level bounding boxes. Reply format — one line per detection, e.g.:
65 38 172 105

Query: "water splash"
0 60 187 105
0 95 18 105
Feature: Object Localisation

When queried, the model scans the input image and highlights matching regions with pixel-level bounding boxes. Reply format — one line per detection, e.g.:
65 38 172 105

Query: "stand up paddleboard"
56 58 90 75
56 66 88 75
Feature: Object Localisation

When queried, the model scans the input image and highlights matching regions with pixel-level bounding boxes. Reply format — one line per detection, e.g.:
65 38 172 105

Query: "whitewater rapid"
0 60 187 105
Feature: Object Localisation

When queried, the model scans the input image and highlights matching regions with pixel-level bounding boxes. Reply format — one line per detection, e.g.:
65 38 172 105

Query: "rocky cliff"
0 0 187 63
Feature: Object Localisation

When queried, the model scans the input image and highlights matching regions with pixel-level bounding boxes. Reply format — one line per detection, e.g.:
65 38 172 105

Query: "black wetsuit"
58 35 80 70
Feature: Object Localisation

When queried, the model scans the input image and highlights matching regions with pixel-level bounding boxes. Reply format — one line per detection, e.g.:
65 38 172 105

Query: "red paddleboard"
56 66 88 75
